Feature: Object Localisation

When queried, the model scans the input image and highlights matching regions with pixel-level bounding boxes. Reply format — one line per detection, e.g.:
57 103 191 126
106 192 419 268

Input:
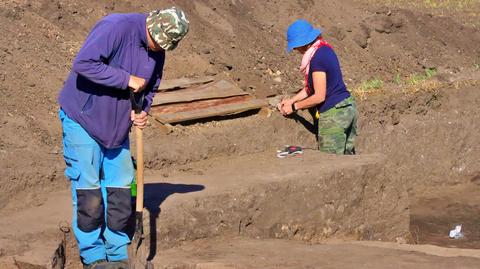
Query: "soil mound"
1 0 479 207
1 1 480 267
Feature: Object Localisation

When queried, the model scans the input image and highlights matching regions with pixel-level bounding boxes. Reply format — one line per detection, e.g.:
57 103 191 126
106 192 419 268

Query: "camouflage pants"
317 96 357 154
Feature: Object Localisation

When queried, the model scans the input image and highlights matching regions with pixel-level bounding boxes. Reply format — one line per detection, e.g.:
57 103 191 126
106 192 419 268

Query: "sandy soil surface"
1 0 480 268
151 237 480 269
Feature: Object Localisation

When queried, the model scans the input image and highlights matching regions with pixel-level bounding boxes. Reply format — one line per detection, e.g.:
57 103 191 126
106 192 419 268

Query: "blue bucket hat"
286 19 322 53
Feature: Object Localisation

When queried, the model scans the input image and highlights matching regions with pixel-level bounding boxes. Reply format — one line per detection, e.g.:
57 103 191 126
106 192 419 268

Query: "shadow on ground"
131 182 205 261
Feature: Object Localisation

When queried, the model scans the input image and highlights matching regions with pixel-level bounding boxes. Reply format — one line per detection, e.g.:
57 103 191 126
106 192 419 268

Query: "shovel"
128 89 149 269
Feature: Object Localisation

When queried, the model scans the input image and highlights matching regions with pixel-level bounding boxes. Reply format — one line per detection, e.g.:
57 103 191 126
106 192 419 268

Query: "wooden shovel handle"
135 125 144 212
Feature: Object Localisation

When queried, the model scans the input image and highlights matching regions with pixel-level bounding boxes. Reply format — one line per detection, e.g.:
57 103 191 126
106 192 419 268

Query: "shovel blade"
128 211 144 269
132 211 144 252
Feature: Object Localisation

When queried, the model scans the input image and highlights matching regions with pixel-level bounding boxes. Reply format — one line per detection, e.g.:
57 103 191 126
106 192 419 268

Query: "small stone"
273 77 282 83
268 95 283 107
395 237 407 244
391 113 400 125
257 63 266 70
205 71 217 76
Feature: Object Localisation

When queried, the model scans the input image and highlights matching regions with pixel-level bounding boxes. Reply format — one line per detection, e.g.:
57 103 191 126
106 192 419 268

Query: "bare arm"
281 71 327 115
278 87 308 113
294 71 326 110
290 87 309 103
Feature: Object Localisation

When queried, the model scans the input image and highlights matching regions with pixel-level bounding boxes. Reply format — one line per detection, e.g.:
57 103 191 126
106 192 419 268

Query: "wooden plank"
152 80 248 106
150 95 253 114
151 99 269 124
147 115 174 134
157 76 215 91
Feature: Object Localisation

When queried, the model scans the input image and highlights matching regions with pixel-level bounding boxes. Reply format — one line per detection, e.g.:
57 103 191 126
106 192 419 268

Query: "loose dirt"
1 0 480 268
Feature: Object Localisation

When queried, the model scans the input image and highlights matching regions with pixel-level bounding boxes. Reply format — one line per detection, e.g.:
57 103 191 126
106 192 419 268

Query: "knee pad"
76 188 104 232
106 187 132 231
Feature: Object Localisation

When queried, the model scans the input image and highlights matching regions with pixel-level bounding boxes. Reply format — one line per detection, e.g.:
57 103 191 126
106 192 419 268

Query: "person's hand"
282 101 294 115
280 98 294 116
128 75 146 93
277 96 291 115
131 110 148 129
277 101 285 114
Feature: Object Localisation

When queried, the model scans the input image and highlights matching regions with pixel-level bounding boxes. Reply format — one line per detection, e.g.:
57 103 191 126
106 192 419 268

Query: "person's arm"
289 87 309 103
131 54 165 129
283 71 326 114
294 71 326 110
72 21 131 90
131 73 162 129
142 54 165 113
278 87 308 113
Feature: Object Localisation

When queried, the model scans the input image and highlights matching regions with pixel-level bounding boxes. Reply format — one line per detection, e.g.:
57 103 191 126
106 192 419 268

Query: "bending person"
278 19 357 155
57 7 189 269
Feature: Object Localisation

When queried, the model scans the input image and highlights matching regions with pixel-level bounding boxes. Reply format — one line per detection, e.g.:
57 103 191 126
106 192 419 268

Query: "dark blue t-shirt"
308 46 350 113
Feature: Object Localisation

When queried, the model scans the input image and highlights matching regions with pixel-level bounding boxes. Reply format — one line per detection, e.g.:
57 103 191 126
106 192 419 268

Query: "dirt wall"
146 153 409 250
0 0 479 210
357 81 480 188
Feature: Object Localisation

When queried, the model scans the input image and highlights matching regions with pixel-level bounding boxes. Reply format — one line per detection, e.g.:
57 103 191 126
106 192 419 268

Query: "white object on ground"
449 225 464 239
276 145 304 158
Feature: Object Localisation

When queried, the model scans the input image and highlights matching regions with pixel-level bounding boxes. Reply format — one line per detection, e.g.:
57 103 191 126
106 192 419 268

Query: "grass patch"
403 79 440 95
364 0 480 11
406 68 437 86
422 0 479 10
352 78 384 100
352 69 441 99
359 0 480 28
403 68 441 94
475 63 480 70
393 73 402 85
359 78 384 90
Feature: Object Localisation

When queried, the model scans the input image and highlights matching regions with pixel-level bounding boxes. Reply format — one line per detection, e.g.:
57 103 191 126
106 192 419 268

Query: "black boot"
104 260 130 269
83 259 107 269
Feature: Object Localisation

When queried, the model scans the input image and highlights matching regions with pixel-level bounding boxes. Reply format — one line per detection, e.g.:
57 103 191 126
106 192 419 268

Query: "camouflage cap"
146 7 189 51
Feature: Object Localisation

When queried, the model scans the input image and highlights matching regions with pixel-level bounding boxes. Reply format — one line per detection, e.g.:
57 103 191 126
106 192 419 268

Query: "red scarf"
300 39 332 95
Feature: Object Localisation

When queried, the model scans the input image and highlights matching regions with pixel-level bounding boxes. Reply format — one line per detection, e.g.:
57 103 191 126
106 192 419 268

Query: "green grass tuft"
369 0 480 11
407 68 437 86
352 78 384 100
359 78 384 91
393 73 402 85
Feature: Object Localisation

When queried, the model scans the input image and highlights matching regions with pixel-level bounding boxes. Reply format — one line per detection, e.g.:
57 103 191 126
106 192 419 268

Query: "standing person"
58 7 189 269
278 19 357 155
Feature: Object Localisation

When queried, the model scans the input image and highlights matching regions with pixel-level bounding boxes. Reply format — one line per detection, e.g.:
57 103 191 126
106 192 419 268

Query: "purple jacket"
58 13 165 148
